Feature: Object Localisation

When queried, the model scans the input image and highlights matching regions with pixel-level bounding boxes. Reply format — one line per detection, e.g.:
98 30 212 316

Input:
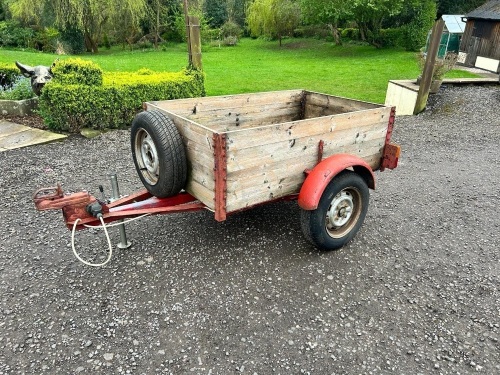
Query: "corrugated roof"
442 15 466 33
464 0 500 21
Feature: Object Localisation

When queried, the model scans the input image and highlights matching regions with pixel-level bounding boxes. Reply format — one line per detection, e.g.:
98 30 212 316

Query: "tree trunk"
154 0 160 49
328 23 342 46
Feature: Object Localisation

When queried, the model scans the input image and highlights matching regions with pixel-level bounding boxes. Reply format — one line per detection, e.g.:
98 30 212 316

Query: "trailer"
34 90 400 254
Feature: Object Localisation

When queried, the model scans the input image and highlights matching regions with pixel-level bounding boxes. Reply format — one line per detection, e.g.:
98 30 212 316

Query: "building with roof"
424 15 466 58
459 0 500 72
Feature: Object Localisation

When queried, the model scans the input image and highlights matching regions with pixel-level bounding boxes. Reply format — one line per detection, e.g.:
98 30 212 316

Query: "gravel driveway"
0 85 499 374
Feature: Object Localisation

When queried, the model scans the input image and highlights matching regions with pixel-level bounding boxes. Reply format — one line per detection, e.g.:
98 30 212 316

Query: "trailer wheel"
131 111 187 198
300 170 369 251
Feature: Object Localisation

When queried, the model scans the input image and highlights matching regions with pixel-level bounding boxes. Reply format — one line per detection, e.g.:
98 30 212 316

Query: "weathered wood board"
146 90 394 217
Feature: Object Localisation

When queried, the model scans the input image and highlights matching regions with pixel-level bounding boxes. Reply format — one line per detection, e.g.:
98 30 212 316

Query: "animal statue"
15 60 57 96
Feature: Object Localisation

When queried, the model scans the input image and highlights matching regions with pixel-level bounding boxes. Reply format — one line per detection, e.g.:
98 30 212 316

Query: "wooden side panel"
149 90 303 132
304 92 380 118
225 106 391 213
145 103 216 211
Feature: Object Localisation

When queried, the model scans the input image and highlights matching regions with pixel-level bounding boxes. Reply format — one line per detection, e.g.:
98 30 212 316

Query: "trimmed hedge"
50 58 103 86
38 59 205 132
0 63 21 87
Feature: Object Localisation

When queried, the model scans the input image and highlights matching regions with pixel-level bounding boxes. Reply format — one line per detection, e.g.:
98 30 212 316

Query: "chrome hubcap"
135 129 159 185
325 188 361 238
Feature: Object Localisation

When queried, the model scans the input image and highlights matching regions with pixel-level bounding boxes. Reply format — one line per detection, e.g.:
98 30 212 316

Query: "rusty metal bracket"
380 107 400 171
213 133 228 222
304 139 325 176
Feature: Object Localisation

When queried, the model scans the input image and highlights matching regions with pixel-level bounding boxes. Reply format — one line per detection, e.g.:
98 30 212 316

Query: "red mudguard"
298 154 375 211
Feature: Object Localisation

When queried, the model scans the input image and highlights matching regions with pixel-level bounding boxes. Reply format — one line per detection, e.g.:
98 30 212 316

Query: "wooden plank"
185 179 215 211
304 92 380 118
227 179 304 213
226 119 388 172
186 104 302 132
226 140 384 193
225 142 384 213
226 107 392 151
149 89 302 110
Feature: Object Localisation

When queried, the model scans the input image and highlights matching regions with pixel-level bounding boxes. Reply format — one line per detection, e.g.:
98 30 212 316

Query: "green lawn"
0 38 477 103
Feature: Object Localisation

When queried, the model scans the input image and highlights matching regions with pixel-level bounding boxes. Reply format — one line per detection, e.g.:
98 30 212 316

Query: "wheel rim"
134 128 159 185
325 187 362 239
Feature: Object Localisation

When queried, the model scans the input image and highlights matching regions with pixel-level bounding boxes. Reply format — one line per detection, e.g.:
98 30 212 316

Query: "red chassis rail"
33 185 206 230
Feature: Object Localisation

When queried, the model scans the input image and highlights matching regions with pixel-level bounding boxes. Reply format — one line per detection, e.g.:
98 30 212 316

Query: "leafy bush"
400 0 436 51
60 26 86 54
220 21 242 39
51 58 103 86
0 63 20 88
294 25 330 39
33 27 60 52
0 20 35 48
0 76 35 100
378 28 403 48
38 60 205 132
341 28 360 41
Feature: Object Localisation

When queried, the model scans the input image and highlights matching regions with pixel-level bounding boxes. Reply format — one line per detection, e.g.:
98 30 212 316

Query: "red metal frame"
33 185 206 230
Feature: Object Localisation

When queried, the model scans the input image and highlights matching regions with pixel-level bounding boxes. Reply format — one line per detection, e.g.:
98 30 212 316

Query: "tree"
351 0 404 47
227 0 248 27
203 0 228 28
247 0 301 46
8 0 146 53
398 0 436 51
300 0 352 45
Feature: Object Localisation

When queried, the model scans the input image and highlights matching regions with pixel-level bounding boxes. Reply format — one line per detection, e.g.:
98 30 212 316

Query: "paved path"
0 120 66 152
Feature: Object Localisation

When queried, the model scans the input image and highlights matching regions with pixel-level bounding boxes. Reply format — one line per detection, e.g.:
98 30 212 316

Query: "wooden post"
183 0 191 64
188 15 203 70
414 19 445 114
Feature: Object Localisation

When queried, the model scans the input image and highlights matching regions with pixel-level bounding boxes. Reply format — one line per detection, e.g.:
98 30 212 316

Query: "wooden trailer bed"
145 90 395 219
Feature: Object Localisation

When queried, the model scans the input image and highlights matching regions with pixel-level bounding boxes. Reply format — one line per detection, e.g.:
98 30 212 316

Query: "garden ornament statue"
15 60 57 96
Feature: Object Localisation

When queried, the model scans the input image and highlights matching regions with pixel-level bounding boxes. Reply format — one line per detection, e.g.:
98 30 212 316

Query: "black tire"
131 110 187 198
300 170 369 251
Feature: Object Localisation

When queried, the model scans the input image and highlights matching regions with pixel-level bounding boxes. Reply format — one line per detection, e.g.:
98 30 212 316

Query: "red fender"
298 154 376 210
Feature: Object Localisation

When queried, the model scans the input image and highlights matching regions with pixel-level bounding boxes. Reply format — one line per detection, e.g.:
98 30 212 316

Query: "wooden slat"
226 120 388 172
304 92 380 118
185 179 215 211
226 140 384 194
226 107 391 151
226 143 385 213
149 90 303 114
186 105 302 132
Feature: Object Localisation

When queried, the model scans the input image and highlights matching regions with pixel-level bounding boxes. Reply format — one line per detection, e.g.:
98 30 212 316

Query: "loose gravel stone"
0 85 498 374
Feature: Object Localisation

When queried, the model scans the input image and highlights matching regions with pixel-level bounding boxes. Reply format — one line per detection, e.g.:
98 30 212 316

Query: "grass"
0 38 479 103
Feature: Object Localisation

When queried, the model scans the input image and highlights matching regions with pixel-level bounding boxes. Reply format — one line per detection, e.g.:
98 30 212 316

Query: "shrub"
38 61 205 132
51 58 103 86
0 76 35 100
220 21 242 39
0 63 20 88
378 28 403 48
33 27 60 52
341 28 360 41
400 0 436 52
294 25 330 39
0 20 34 48
60 26 86 54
